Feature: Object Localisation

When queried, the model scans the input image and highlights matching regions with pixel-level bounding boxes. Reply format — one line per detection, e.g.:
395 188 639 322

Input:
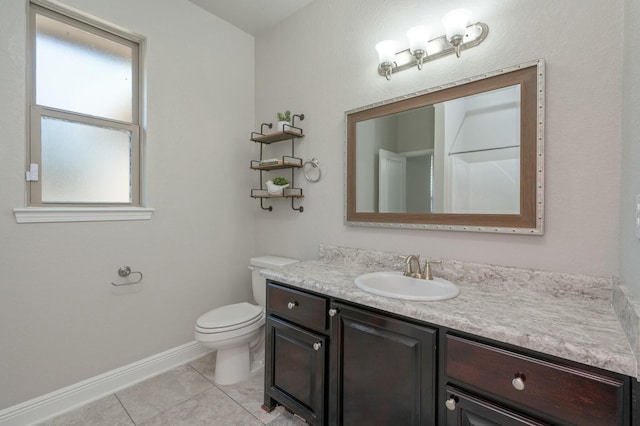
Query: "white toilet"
194 256 299 385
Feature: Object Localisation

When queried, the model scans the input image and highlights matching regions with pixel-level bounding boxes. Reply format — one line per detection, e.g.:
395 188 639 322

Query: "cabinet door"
444 387 548 426
265 316 326 425
330 303 437 426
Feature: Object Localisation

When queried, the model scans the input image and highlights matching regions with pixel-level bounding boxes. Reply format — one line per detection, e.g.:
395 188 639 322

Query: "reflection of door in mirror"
356 106 435 213
378 149 406 212
379 149 433 213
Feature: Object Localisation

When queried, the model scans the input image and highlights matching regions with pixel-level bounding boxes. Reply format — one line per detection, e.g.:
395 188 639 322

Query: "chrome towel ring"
303 158 322 182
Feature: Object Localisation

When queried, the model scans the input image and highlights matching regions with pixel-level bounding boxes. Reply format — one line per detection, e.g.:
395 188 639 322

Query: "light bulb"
406 26 430 55
442 9 471 42
375 40 398 65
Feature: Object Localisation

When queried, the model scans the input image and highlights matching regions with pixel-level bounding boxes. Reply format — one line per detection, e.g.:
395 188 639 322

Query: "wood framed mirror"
345 59 544 234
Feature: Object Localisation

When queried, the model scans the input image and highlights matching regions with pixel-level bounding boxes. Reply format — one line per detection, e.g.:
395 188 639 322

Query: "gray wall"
620 0 640 299
0 0 255 409
254 0 623 277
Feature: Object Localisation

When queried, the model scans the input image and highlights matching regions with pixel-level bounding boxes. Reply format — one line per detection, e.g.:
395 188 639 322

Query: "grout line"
133 386 215 425
40 356 283 426
146 359 268 424
112 393 136 425
115 364 216 425
213 373 279 425
186 362 215 386
186 360 278 425
218 389 266 425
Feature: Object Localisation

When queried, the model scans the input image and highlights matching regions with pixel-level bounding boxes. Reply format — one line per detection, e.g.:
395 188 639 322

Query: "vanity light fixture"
376 9 488 80
406 25 430 70
375 40 399 80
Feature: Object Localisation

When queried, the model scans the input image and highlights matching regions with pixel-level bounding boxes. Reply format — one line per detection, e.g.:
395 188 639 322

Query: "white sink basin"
354 271 460 301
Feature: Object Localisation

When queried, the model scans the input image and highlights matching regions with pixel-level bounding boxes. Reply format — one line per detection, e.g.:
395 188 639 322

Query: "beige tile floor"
37 352 307 425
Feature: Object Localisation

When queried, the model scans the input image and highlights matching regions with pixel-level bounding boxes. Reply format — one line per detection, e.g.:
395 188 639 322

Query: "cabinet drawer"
267 282 328 332
445 335 625 426
445 386 548 426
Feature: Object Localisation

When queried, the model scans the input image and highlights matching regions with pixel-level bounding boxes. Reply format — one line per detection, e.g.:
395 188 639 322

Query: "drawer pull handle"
313 342 322 351
512 376 525 391
287 301 298 310
328 308 338 317
445 397 456 411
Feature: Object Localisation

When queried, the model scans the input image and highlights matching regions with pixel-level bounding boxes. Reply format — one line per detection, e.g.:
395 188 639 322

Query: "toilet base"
214 344 250 385
250 330 265 374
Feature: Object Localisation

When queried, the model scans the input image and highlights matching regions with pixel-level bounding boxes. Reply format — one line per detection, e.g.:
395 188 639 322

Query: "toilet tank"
249 256 299 306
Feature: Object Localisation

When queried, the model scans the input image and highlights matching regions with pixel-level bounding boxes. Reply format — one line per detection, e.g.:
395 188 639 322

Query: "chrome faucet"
403 255 442 280
404 254 423 279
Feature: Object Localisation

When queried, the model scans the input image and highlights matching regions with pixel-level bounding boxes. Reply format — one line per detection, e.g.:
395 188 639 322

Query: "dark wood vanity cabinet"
264 281 636 426
264 282 329 425
443 334 631 426
444 386 547 426
328 302 437 425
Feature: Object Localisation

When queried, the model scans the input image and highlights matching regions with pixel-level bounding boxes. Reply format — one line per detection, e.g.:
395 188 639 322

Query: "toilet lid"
196 302 263 333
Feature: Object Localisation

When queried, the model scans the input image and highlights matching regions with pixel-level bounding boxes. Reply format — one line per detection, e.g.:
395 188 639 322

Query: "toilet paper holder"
111 266 143 286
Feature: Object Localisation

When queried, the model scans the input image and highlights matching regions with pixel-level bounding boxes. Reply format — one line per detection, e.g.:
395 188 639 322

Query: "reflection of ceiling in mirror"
447 85 520 155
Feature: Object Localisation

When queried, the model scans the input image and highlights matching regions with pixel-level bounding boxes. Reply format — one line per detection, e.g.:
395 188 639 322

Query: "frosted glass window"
28 3 142 208
41 116 132 203
35 14 133 122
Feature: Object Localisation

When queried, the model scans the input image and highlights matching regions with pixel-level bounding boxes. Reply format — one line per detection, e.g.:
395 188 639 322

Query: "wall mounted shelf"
250 114 305 212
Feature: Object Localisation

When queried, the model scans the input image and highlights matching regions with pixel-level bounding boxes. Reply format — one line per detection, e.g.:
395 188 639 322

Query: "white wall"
620 0 640 299
254 0 623 277
0 0 255 409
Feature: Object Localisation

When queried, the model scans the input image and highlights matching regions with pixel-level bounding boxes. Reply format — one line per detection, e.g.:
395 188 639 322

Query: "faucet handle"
423 259 442 280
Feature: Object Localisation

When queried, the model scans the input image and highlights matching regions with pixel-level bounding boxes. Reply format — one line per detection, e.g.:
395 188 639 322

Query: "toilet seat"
196 302 264 334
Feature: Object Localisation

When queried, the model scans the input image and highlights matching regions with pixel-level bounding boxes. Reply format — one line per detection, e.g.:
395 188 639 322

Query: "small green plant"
277 110 292 123
272 177 289 186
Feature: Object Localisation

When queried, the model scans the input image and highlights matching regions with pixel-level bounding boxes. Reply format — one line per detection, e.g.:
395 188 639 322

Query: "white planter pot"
276 121 290 132
266 180 290 195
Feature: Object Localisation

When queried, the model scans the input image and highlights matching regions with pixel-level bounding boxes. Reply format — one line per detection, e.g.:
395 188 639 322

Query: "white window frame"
15 1 152 223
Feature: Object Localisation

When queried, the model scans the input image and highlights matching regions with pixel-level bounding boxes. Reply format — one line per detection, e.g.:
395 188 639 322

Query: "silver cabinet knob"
328 308 338 317
287 301 298 309
512 376 525 391
445 398 456 411
313 342 322 351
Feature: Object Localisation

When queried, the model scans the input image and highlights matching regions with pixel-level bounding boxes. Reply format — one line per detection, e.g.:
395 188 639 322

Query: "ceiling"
188 0 314 36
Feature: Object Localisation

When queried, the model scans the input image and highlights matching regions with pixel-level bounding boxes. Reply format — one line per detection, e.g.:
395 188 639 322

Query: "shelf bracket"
291 198 304 212
292 113 304 128
260 198 273 211
260 122 273 134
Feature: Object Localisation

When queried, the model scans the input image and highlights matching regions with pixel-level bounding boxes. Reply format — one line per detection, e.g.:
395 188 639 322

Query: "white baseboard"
0 341 211 426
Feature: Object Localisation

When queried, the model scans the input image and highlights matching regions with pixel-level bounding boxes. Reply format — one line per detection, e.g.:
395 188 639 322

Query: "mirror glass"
346 60 544 234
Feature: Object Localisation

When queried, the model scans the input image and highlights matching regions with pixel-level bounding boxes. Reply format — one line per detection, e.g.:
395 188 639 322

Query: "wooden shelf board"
251 194 305 199
251 130 304 144
251 162 303 171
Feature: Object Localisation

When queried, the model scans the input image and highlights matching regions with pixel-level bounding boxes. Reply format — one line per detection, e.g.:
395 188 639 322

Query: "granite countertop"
261 245 638 379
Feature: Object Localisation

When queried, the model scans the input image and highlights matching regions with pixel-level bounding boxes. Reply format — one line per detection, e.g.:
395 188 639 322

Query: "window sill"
13 207 154 223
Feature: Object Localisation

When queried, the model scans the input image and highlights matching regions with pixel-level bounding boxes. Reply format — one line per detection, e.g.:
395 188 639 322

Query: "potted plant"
276 110 291 132
266 176 290 195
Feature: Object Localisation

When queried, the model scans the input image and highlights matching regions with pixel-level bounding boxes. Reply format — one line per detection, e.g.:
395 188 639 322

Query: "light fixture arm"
413 49 426 70
449 34 464 58
377 22 489 78
378 61 395 80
